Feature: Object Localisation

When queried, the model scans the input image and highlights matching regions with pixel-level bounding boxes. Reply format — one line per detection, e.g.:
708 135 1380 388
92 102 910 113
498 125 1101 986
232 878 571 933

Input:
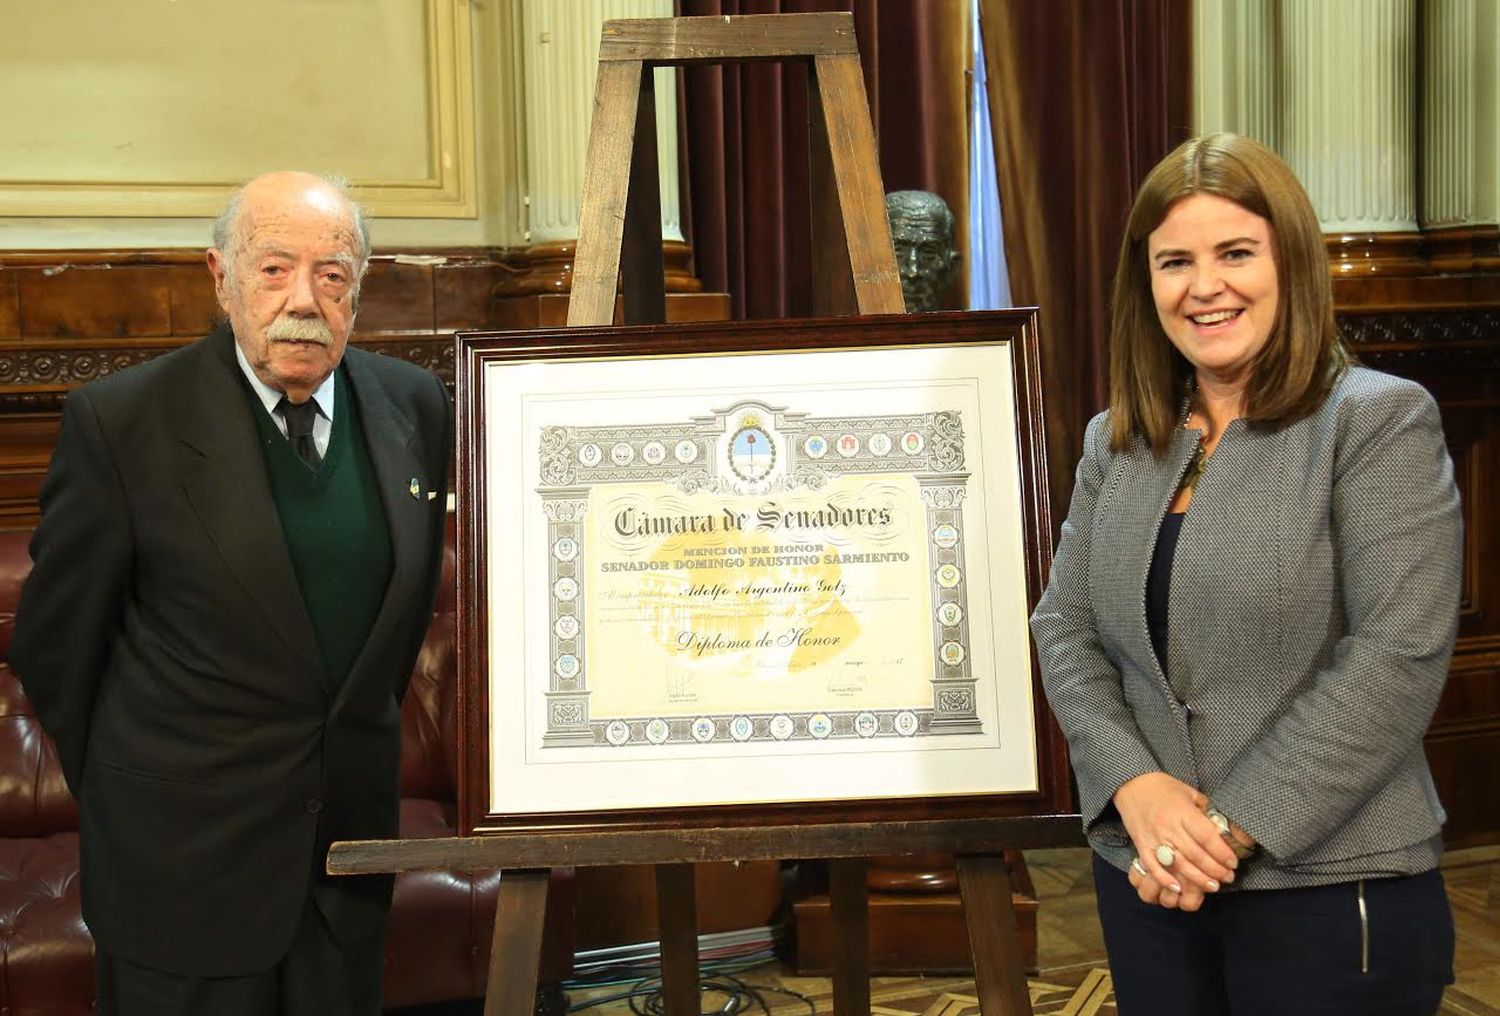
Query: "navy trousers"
1093 853 1454 1016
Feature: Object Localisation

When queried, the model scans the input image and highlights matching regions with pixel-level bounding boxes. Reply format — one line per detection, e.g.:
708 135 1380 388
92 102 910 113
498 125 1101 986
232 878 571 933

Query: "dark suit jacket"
11 327 450 976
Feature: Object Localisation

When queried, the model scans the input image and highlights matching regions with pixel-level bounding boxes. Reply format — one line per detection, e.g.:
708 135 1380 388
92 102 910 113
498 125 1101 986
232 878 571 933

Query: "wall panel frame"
0 0 475 220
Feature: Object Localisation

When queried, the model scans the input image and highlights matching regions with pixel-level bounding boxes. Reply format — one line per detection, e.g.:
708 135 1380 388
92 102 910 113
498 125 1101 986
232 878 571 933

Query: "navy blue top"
1147 510 1185 675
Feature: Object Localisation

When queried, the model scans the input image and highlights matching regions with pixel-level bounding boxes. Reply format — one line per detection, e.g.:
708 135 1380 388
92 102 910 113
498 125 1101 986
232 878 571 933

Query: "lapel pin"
427 491 438 501
409 478 421 499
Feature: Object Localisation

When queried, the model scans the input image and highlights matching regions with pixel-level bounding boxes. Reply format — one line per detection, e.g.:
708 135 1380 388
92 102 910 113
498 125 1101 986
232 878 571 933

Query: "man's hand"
1113 772 1240 912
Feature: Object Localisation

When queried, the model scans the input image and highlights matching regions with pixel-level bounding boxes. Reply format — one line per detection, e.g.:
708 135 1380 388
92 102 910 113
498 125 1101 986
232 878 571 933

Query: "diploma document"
470 322 1049 819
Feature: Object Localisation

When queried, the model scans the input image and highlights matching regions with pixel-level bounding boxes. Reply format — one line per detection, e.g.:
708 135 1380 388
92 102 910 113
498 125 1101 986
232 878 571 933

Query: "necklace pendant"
1182 440 1207 492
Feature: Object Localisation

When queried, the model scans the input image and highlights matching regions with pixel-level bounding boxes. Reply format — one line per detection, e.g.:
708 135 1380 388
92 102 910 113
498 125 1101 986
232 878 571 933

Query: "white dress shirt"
233 340 335 459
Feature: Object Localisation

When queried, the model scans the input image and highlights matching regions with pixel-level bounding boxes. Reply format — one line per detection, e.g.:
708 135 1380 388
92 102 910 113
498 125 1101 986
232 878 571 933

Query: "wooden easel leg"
809 53 904 316
569 59 647 327
807 63 858 317
828 857 871 1016
655 863 701 1016
484 869 552 1016
956 854 1033 1016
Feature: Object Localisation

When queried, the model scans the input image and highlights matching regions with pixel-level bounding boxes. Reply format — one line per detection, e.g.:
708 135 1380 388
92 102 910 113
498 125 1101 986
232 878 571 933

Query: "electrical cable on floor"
563 921 797 1015
565 972 816 1016
563 952 777 991
565 935 780 990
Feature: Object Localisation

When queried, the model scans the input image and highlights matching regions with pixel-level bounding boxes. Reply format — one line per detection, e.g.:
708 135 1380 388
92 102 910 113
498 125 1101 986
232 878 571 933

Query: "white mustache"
265 316 334 346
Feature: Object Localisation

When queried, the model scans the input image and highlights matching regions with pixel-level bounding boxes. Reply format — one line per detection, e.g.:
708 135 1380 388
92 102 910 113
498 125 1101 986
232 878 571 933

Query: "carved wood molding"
357 338 458 382
1339 308 1500 341
0 334 457 414
0 344 170 387
1337 309 1500 371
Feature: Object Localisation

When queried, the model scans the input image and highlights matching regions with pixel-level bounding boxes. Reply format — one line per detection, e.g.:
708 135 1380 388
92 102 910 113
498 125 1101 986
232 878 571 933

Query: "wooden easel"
565 12 904 328
329 819 1078 1016
329 13 1079 1016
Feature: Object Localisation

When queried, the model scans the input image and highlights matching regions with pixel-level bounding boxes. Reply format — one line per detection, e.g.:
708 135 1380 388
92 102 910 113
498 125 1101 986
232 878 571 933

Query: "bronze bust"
886 190 959 312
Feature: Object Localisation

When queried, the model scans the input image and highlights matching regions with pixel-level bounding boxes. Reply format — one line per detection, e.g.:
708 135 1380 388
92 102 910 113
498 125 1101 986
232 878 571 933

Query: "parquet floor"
1443 845 1500 1014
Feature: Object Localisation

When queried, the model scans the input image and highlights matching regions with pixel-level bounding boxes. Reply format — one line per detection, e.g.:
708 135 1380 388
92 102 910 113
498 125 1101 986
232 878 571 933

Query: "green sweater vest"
248 369 393 691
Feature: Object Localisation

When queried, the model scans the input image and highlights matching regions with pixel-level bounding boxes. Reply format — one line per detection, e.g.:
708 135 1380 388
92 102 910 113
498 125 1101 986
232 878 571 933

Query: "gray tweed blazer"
1030 366 1462 890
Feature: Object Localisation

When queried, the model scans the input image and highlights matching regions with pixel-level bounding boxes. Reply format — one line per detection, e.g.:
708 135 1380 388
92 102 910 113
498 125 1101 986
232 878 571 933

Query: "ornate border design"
536 399 982 748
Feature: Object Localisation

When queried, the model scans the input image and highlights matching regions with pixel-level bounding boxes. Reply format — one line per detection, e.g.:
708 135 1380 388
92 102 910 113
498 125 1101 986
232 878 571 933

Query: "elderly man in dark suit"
11 172 450 1015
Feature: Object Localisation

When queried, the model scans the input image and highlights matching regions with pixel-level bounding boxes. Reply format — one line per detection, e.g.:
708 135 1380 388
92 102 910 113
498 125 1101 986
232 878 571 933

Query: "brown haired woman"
1031 133 1461 1014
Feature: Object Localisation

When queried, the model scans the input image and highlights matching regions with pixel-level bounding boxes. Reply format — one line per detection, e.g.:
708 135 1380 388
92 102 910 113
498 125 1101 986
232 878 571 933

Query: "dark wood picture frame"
455 310 1072 838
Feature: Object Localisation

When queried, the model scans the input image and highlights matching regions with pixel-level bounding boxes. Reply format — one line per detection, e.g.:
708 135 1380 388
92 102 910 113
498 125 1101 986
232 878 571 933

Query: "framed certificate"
456 311 1069 834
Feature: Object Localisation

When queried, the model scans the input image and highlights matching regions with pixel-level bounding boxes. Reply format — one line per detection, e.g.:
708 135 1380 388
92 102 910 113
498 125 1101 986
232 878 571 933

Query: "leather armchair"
0 523 572 1013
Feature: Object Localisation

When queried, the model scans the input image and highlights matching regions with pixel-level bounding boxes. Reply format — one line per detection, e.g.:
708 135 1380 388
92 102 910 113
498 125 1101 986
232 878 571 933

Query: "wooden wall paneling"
165 264 220 337
436 259 510 332
0 271 18 338
1425 732 1500 847
0 249 515 359
1336 273 1500 847
1331 272 1500 313
1443 412 1498 639
19 265 172 340
1425 403 1500 846
355 261 438 332
0 413 61 530
1423 225 1500 276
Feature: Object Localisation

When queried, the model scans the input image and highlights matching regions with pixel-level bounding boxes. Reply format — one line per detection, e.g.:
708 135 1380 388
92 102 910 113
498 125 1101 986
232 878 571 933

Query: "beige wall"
0 0 523 249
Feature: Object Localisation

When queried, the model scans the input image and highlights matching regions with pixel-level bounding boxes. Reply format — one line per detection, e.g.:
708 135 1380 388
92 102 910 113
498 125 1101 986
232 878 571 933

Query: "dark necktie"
276 397 323 470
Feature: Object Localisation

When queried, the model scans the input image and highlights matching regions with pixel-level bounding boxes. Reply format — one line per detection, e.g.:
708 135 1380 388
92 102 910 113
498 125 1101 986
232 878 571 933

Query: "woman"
1030 133 1461 1014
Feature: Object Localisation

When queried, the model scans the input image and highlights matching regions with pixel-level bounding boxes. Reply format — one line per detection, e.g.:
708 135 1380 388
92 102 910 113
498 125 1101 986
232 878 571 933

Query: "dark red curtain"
979 0 1192 512
677 0 966 319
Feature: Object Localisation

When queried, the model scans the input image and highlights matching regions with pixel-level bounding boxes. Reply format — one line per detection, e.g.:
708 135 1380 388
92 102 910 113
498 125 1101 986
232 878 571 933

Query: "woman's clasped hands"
1112 772 1253 911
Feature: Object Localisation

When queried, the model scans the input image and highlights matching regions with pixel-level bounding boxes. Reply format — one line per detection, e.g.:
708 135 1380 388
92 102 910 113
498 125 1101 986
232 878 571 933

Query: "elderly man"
11 172 450 1014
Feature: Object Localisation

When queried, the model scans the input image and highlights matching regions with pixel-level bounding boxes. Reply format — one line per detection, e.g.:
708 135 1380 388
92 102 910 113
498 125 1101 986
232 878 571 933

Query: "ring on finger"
1130 856 1148 877
1155 842 1177 867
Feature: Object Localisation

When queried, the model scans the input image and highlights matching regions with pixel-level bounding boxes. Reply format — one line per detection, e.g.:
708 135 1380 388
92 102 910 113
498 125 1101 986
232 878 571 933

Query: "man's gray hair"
210 173 372 292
